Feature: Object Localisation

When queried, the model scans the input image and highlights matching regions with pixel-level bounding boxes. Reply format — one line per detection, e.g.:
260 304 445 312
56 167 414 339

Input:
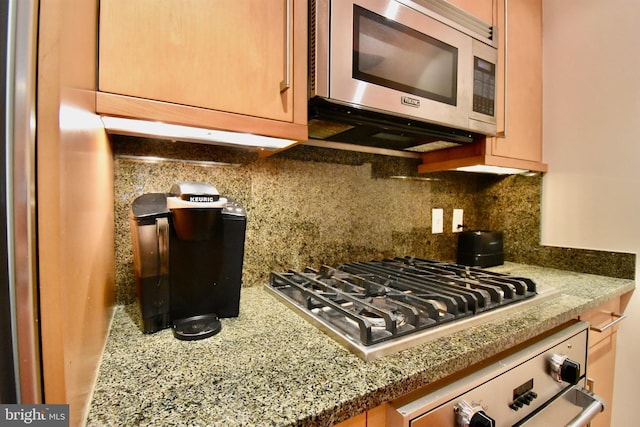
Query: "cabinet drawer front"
586 334 617 427
579 297 621 347
334 412 366 427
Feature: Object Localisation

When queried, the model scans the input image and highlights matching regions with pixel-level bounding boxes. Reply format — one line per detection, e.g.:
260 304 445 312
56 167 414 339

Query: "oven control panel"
387 322 589 427
508 378 539 411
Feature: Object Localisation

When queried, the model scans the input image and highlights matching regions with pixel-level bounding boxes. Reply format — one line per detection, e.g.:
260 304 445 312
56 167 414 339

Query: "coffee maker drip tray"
172 314 222 341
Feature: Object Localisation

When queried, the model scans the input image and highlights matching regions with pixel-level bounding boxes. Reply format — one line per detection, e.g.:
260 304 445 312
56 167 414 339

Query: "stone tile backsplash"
113 136 634 304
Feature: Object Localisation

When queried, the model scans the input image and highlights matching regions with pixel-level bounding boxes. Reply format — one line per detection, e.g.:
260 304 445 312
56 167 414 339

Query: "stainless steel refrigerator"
1 0 41 403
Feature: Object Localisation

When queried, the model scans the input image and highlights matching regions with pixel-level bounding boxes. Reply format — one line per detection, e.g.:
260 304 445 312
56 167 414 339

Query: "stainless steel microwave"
309 0 499 153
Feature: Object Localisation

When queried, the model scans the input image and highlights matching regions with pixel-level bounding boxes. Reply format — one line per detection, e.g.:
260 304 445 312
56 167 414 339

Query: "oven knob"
470 411 495 427
455 401 495 427
550 354 581 384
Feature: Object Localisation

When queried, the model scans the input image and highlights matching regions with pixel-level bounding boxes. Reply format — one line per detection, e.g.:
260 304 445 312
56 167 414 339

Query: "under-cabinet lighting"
101 116 297 150
115 154 241 168
454 165 530 175
389 175 440 181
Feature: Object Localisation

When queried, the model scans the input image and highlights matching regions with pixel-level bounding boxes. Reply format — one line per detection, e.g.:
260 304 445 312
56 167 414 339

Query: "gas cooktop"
266 257 558 360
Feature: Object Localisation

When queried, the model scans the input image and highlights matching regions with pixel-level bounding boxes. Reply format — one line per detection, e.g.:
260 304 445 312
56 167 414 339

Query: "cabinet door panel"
579 297 622 427
418 0 547 173
491 0 542 162
587 334 616 427
335 412 366 427
580 297 621 347
99 0 293 122
446 0 493 24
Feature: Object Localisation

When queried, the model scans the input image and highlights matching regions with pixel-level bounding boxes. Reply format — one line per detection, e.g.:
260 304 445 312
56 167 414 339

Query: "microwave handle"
279 0 291 93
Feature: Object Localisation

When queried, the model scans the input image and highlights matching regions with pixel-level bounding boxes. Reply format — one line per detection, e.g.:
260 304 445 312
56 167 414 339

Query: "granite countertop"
87 263 635 427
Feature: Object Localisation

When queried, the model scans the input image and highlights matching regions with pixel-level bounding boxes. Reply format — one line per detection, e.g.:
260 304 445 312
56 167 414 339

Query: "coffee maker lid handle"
130 193 170 224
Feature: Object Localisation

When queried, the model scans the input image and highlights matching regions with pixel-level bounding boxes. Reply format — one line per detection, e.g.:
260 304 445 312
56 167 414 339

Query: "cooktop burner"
267 257 556 360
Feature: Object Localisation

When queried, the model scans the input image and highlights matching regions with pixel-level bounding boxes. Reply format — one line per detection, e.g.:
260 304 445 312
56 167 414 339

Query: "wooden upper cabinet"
490 0 544 165
446 0 493 24
98 0 307 142
419 0 547 173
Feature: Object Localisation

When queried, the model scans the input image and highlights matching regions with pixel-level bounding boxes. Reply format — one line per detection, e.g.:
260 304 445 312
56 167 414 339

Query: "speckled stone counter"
86 263 634 427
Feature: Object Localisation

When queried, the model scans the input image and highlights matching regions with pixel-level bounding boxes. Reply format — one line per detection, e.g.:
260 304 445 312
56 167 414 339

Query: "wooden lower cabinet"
334 412 366 427
578 295 629 427
335 404 386 427
588 333 617 427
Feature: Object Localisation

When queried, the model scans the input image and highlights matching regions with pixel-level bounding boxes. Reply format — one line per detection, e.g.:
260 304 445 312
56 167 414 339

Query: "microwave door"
355 8 457 106
329 0 474 129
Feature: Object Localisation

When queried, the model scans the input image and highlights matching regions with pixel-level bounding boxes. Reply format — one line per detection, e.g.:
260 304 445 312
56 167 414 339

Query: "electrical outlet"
432 208 443 234
452 209 463 233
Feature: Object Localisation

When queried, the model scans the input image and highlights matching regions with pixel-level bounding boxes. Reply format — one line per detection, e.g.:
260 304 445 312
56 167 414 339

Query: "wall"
541 1 640 425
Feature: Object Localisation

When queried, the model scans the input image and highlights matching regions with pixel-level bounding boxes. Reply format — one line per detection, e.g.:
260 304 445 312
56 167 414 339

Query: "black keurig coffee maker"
129 182 246 340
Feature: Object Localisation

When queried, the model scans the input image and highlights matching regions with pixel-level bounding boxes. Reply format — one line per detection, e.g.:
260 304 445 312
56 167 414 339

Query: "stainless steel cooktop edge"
264 285 560 362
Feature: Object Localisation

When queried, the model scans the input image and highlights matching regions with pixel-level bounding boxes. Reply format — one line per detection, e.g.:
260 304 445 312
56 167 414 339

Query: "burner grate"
268 258 537 348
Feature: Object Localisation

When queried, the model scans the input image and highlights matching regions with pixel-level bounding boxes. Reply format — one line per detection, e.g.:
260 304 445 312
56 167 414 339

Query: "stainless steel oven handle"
589 312 626 333
565 387 605 427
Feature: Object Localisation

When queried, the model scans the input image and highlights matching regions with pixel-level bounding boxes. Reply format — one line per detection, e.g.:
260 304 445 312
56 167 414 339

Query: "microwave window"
353 5 458 106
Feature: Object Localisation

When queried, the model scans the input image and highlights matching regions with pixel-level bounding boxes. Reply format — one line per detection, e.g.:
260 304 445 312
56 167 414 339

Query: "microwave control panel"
473 57 496 117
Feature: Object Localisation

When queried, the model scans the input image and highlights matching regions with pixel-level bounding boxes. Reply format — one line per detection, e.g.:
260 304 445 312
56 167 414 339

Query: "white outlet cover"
452 209 463 233
432 208 443 234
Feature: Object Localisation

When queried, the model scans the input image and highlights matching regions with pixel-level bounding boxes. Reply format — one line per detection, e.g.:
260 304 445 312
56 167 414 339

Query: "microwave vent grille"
412 0 495 43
